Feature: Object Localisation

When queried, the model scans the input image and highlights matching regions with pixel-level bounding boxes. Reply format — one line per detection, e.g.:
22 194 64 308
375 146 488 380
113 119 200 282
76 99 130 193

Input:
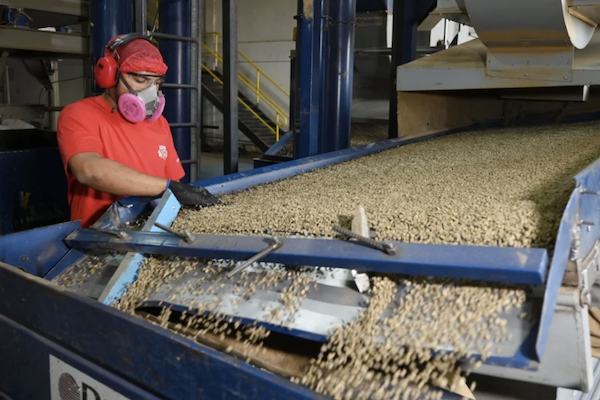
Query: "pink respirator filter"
118 93 166 124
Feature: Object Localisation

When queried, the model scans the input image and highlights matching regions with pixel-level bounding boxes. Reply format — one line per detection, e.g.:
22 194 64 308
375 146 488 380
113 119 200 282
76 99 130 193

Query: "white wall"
429 19 476 48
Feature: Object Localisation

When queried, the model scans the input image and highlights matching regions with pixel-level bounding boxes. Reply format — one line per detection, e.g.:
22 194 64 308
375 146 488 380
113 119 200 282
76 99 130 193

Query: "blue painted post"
324 0 357 153
388 0 436 138
90 0 132 89
159 0 192 182
294 0 326 159
319 0 330 155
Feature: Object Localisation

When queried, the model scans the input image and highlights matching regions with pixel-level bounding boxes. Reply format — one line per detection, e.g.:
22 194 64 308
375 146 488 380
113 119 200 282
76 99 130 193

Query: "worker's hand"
589 306 600 358
168 180 220 207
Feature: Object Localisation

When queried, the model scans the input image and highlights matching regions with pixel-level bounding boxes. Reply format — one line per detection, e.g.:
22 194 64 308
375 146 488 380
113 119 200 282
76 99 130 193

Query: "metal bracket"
332 225 396 255
572 186 600 306
577 243 600 307
226 237 283 278
154 222 194 244
88 226 129 241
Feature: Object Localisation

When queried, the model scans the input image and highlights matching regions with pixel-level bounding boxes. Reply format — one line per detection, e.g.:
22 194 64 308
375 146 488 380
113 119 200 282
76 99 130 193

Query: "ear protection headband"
94 33 156 89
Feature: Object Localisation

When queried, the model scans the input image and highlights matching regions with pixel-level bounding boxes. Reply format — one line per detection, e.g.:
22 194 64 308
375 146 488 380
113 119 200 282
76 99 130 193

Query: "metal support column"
388 0 406 139
48 60 60 131
90 0 132 84
324 0 357 153
388 0 435 139
160 0 192 182
294 0 326 159
223 0 239 174
289 50 298 143
319 3 330 155
134 0 148 35
192 0 203 181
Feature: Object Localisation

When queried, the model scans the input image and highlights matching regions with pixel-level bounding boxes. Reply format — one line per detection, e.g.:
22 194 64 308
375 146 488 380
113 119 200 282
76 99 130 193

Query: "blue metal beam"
265 131 294 156
159 0 192 182
324 0 357 153
388 0 436 139
64 230 549 285
294 0 326 158
98 190 181 305
223 0 239 174
0 221 80 277
90 0 132 90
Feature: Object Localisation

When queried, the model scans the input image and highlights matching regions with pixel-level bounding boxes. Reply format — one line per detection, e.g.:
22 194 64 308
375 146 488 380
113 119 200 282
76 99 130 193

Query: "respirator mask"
117 75 166 124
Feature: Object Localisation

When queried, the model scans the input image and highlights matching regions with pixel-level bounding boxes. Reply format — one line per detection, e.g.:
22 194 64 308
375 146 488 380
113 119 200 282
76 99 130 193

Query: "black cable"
38 75 85 103
50 75 85 84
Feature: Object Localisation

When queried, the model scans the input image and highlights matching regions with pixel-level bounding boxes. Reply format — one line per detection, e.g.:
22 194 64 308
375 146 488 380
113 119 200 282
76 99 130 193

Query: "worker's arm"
69 152 167 196
69 152 220 206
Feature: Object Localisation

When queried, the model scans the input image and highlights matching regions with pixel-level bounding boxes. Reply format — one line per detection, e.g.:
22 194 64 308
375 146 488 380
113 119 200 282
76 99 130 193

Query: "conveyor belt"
52 121 600 400
175 122 600 249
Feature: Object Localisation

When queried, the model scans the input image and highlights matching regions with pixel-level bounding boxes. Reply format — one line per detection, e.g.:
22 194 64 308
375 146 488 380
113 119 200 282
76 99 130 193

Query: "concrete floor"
199 152 256 181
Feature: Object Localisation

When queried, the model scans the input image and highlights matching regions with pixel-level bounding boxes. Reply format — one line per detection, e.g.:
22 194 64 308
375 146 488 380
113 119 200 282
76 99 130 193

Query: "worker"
57 34 218 228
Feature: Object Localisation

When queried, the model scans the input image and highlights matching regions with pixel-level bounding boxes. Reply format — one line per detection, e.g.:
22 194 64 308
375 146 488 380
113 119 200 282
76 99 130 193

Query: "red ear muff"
94 56 119 89
95 33 156 89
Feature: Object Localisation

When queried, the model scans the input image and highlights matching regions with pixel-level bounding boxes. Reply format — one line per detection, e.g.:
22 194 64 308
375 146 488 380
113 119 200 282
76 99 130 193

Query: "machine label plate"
49 355 130 400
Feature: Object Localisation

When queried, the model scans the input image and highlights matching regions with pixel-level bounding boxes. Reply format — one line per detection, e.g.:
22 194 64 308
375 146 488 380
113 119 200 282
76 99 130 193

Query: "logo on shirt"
158 145 168 160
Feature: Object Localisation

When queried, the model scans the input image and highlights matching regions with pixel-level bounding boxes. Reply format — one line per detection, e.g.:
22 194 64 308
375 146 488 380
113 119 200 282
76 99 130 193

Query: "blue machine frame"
0 129 596 398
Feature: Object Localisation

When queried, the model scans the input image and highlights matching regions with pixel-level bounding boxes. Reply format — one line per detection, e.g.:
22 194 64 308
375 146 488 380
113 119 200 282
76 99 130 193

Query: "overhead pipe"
324 0 357 153
159 0 192 182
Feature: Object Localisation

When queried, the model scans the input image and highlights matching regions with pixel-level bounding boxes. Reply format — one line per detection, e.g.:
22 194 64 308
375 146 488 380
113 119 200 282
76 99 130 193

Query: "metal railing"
202 31 289 141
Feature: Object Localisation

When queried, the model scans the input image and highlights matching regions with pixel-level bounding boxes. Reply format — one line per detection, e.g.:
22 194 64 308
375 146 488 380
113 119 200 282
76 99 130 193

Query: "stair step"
243 124 275 130
241 119 273 127
202 72 284 150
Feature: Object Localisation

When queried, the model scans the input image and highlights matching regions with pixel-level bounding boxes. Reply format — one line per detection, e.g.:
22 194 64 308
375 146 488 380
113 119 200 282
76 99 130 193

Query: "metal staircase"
201 32 290 153
202 70 277 152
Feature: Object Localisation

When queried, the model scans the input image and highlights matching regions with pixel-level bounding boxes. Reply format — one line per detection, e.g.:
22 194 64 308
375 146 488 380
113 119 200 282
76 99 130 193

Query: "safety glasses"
126 72 167 88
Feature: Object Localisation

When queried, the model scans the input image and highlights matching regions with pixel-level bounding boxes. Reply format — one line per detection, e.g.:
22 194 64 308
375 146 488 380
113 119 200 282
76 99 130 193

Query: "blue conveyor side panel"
0 262 328 400
0 312 162 399
0 221 80 277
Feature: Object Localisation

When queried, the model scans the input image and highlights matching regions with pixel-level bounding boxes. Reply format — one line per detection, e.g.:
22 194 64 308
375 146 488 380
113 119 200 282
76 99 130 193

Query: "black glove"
168 180 220 207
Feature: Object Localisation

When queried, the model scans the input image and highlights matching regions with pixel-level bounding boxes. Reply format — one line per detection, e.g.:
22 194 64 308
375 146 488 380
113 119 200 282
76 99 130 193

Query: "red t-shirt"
57 96 185 227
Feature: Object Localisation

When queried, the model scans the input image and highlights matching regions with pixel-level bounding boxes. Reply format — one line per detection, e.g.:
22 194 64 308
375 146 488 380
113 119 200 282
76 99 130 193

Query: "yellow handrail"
204 32 290 97
201 31 290 141
201 43 288 126
202 64 281 139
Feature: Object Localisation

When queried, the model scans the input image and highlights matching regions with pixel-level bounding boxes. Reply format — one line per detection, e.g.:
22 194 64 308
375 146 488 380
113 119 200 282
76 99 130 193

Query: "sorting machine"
0 132 599 399
4 1 600 399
